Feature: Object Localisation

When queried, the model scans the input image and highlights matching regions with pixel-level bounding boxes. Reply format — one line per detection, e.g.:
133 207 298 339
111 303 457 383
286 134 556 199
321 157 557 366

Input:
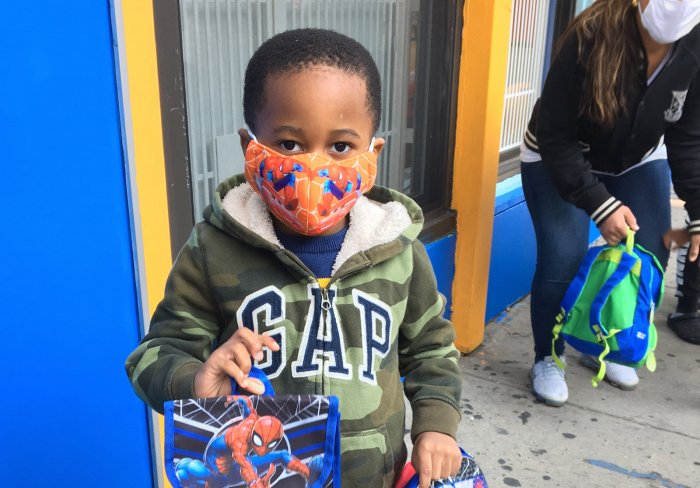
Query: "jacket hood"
203 174 424 275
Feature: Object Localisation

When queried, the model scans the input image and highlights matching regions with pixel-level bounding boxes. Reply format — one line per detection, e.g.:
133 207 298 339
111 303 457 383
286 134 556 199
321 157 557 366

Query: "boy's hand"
412 431 462 488
194 327 280 398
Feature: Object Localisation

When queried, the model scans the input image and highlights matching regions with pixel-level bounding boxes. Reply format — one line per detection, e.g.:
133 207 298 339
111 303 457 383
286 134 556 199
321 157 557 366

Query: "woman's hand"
597 205 639 246
193 327 280 398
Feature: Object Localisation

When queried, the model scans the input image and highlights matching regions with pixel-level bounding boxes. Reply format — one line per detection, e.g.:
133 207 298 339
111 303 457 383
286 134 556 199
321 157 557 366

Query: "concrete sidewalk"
455 205 700 487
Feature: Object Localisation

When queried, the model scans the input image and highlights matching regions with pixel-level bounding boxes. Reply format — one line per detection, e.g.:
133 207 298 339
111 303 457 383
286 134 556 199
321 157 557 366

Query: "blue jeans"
521 159 671 361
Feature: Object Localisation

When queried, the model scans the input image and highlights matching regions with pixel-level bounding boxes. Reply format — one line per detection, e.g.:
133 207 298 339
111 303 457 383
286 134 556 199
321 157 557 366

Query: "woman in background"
521 0 700 406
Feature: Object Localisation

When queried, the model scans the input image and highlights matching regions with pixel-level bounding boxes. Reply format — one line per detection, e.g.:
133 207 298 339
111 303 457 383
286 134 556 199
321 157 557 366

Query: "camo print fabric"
125 175 462 487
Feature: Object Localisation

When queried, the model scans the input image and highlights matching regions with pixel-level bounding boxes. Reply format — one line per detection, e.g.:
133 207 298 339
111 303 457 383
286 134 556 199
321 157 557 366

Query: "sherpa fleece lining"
221 182 412 275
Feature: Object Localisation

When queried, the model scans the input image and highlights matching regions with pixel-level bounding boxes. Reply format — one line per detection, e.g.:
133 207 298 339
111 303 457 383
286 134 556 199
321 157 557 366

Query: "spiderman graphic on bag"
175 396 316 488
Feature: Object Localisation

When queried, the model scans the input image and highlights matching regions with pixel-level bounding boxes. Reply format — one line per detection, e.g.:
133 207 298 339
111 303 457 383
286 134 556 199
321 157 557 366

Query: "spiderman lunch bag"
164 368 340 488
394 449 488 488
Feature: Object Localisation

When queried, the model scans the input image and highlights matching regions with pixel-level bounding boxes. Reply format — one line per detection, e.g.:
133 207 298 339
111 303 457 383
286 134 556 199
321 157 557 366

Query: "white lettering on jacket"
236 285 287 379
237 284 393 381
353 289 392 385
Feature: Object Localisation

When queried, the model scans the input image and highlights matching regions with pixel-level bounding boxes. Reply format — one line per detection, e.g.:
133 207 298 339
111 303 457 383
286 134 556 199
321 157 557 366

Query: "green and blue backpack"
552 231 664 386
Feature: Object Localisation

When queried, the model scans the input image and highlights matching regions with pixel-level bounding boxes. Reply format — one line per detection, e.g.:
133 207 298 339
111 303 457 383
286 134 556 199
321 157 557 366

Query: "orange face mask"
243 132 378 235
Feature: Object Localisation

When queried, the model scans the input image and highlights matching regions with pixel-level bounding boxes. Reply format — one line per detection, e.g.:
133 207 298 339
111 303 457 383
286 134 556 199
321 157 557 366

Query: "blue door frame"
1 2 152 485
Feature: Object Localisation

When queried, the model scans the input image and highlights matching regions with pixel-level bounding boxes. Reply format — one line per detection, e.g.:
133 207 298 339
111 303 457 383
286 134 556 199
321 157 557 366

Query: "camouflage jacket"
125 175 462 486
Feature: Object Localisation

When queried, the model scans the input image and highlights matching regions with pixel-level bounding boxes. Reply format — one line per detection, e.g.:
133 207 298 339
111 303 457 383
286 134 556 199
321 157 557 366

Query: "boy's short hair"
243 28 382 134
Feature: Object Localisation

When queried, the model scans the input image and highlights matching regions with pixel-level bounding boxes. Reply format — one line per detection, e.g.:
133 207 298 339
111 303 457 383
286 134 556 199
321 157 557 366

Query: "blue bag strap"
229 367 276 396
560 245 608 315
551 243 609 371
588 234 638 337
163 401 180 488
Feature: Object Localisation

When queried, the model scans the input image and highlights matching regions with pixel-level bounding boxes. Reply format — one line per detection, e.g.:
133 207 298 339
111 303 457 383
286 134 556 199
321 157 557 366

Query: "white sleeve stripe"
524 130 538 150
591 197 618 222
591 197 616 220
593 201 622 225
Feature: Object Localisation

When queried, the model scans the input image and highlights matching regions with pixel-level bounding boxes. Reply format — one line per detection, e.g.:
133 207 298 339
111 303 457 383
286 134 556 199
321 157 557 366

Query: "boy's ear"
238 128 252 155
371 137 385 157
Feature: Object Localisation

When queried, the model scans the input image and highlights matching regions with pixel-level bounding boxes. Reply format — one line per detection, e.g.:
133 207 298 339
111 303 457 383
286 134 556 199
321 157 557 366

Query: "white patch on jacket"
665 90 688 123
221 183 412 275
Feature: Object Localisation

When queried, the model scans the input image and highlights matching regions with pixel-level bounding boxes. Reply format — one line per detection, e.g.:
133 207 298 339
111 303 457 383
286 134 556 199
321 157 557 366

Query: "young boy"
126 28 462 487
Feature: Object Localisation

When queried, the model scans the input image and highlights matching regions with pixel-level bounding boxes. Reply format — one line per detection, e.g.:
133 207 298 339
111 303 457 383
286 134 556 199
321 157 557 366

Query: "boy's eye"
332 143 351 154
280 141 301 152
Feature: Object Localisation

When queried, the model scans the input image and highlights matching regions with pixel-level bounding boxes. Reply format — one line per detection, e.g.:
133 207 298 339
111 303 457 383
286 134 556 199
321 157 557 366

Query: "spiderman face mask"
243 131 378 235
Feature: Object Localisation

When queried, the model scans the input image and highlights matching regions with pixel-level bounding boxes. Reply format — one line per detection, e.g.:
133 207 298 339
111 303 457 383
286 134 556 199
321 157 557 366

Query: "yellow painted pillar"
451 0 512 353
119 2 172 306
117 0 172 486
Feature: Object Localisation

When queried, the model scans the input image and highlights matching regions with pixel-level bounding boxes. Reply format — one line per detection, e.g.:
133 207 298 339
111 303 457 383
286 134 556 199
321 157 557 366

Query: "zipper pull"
321 287 332 312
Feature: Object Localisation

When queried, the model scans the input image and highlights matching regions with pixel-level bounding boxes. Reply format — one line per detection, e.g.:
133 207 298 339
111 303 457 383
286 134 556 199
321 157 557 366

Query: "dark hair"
559 0 641 129
243 28 382 133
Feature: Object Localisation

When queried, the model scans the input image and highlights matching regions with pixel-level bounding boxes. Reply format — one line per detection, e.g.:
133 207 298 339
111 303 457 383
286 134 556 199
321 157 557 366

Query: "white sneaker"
530 356 568 407
580 355 639 390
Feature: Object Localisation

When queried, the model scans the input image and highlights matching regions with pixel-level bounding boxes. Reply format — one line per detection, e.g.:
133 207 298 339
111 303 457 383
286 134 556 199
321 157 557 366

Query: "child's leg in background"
675 242 698 314
669 241 700 344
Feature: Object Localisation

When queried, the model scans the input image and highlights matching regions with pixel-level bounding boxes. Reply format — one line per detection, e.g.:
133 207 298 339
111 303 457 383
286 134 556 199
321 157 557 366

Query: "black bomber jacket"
524 23 700 233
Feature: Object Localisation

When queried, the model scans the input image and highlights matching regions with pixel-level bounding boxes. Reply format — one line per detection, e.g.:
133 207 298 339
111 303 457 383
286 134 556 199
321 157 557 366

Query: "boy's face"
239 67 384 236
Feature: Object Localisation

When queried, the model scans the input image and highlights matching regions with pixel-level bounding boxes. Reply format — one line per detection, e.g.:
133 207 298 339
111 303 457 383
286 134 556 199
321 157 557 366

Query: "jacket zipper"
320 287 332 312
322 260 371 394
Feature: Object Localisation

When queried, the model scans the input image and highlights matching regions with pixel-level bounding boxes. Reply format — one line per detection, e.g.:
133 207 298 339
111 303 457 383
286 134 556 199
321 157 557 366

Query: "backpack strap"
229 367 276 396
551 308 567 370
559 246 609 315
588 250 638 337
586 231 638 386
588 328 622 387
588 230 637 338
551 245 609 370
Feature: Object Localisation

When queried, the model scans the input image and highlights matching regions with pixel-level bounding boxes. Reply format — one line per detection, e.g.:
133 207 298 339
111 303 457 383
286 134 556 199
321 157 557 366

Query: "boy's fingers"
236 328 280 361
433 457 452 480
437 456 450 480
451 453 462 476
414 455 431 488
231 343 252 374
233 326 257 344
418 466 431 488
242 377 265 395
235 327 266 360
218 361 249 392
261 334 281 352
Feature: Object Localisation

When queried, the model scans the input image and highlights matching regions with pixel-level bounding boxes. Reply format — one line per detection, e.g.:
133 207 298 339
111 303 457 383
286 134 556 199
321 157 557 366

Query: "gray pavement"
453 201 700 487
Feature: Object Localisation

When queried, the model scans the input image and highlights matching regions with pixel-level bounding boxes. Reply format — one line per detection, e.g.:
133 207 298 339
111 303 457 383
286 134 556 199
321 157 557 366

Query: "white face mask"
639 0 700 44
